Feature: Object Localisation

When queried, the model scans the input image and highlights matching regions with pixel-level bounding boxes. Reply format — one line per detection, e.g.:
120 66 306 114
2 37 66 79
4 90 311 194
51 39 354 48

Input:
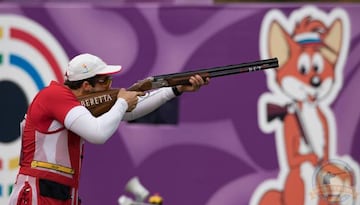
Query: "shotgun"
127 58 278 91
78 58 279 116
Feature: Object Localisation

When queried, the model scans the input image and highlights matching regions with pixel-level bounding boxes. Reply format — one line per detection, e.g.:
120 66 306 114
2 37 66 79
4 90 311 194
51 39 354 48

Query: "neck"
65 85 82 97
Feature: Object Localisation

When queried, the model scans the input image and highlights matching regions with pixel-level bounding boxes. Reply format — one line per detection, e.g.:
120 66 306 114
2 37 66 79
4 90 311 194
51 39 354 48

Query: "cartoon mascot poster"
251 6 360 205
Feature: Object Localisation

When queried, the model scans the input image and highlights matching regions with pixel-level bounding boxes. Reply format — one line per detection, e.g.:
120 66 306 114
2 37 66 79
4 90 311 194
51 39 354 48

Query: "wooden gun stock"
77 89 119 117
78 58 279 116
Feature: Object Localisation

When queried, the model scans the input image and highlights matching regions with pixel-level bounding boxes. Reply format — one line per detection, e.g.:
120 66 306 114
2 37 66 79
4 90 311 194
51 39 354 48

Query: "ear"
320 19 343 64
268 21 291 68
81 81 93 92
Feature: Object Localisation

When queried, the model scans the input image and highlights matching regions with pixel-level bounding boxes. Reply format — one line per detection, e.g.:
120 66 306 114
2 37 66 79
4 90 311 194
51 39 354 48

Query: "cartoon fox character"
251 7 353 205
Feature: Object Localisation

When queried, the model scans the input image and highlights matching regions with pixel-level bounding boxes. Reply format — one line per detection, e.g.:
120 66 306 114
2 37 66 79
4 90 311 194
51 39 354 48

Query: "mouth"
307 93 317 102
299 85 318 102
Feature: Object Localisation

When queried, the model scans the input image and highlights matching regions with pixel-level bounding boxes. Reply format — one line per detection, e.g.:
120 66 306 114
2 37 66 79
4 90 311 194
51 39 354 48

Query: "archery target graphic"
0 15 68 203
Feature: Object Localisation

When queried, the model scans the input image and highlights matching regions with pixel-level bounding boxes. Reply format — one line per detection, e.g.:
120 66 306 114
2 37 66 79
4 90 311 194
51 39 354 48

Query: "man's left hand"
176 74 210 93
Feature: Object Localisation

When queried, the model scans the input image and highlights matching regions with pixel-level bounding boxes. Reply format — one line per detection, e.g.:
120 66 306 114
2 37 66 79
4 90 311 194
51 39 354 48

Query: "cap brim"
97 65 122 75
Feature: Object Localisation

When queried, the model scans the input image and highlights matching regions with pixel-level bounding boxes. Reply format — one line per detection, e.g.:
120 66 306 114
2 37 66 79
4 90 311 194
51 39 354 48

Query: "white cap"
65 53 122 81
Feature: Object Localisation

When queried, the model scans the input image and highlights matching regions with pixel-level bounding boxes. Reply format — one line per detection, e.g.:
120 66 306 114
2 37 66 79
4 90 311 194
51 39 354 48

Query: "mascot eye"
299 66 307 74
314 65 319 72
297 53 311 75
313 53 324 73
300 65 307 74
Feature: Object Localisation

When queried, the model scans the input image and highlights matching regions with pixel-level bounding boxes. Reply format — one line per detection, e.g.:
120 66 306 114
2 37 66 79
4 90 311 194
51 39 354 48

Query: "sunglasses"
95 76 113 86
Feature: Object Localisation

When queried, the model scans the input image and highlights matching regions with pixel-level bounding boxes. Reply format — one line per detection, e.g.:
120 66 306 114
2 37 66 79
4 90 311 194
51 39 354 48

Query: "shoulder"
42 81 72 95
34 81 80 113
40 81 77 101
39 81 81 123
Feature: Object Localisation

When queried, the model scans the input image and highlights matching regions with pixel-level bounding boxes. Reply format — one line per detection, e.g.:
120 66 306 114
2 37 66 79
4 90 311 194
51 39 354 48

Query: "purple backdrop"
1 3 360 205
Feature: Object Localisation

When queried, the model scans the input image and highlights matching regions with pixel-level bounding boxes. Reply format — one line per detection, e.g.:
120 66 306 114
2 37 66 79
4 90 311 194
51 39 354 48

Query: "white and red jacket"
19 81 84 188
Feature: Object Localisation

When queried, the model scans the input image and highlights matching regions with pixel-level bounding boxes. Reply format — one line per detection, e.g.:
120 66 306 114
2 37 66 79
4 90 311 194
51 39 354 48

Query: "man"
8 53 208 205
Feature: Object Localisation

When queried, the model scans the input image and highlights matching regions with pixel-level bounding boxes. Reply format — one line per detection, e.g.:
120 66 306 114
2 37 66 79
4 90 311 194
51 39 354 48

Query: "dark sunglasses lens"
97 77 112 84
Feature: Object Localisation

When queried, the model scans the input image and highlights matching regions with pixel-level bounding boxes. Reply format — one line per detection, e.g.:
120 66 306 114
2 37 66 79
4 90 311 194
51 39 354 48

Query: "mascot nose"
311 76 321 87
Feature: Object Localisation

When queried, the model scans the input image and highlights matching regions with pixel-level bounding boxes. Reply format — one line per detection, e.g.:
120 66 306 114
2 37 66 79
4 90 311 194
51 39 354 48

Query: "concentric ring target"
0 15 68 203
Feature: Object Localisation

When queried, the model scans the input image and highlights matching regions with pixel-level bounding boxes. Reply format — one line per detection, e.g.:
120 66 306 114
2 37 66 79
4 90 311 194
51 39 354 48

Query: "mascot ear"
268 21 291 69
321 19 343 64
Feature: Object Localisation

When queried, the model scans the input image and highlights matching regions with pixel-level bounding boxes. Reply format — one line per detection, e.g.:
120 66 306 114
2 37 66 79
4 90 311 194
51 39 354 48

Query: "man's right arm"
64 88 143 144
64 98 128 144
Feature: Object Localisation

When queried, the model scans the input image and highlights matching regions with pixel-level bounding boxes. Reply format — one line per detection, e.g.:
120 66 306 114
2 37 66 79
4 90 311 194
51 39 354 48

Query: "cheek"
317 78 333 98
281 77 307 100
93 87 102 92
94 85 109 92
320 63 334 79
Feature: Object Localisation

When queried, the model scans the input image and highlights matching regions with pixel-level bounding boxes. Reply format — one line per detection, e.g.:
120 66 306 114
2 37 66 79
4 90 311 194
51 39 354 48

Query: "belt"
31 161 75 175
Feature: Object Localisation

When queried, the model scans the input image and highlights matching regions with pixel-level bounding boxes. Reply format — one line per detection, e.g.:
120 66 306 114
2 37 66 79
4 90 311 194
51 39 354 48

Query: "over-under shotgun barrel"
127 58 279 91
154 57 278 80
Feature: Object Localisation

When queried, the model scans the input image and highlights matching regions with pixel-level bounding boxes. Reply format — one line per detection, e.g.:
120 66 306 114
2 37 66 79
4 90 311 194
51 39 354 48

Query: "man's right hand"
117 88 145 112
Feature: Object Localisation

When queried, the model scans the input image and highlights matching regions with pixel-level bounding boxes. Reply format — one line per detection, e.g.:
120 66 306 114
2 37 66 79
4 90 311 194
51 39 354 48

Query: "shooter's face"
91 75 113 92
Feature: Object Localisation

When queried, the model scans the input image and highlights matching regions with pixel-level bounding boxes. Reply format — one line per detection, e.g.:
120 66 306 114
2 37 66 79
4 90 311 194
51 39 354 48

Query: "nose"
311 76 321 87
